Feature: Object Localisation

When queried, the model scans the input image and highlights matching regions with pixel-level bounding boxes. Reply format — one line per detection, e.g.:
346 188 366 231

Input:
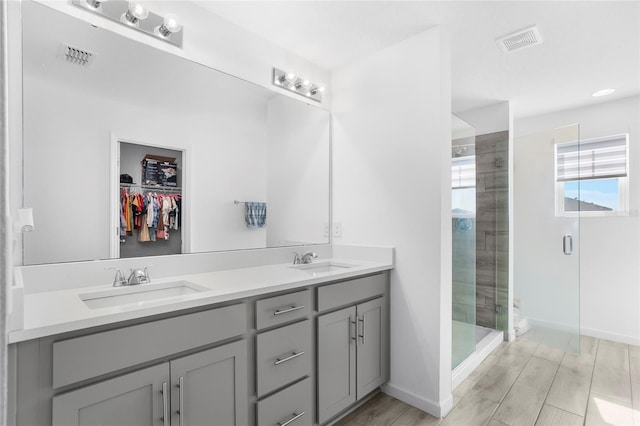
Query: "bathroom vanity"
8 252 392 426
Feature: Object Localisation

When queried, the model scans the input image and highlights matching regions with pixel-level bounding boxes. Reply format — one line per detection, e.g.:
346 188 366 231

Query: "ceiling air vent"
496 26 543 53
59 44 94 66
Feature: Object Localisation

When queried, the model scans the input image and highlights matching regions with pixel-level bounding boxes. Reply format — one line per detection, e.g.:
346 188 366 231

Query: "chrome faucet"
105 267 127 287
293 251 317 265
127 266 151 285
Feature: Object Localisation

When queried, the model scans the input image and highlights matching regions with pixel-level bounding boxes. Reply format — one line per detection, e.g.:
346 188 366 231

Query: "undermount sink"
80 280 208 310
290 261 357 273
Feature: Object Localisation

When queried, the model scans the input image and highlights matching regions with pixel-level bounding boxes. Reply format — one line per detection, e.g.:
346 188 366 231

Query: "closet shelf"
120 183 182 193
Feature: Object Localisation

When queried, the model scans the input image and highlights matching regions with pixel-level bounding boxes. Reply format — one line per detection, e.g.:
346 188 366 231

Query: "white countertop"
9 257 392 343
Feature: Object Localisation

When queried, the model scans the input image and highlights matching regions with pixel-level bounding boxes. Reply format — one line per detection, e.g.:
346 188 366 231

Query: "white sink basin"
290 261 357 273
80 281 208 310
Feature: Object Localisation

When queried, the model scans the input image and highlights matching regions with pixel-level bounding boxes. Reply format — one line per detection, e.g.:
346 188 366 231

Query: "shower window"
555 133 629 216
452 156 476 214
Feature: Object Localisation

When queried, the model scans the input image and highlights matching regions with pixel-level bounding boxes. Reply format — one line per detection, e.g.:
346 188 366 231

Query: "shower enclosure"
451 115 507 377
513 124 581 354
451 115 478 368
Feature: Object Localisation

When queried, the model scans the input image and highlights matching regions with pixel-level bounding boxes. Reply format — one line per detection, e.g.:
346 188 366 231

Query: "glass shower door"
451 115 477 368
514 124 580 354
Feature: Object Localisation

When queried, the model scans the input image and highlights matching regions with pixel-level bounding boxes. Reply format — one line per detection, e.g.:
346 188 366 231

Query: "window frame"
554 133 629 217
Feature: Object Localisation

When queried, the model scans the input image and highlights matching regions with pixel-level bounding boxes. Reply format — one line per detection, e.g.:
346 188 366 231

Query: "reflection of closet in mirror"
115 141 184 259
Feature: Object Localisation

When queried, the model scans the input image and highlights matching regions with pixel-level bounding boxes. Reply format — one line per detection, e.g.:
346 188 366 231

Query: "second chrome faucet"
293 251 317 265
106 266 151 286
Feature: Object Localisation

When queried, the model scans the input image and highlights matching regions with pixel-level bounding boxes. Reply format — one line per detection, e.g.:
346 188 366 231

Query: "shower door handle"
563 234 573 255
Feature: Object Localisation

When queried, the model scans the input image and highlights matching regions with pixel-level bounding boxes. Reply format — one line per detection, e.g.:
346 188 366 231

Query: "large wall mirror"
21 1 330 265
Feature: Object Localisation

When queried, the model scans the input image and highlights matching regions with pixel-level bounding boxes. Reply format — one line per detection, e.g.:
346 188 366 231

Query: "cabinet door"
356 297 387 399
317 306 356 424
170 340 248 426
52 363 169 426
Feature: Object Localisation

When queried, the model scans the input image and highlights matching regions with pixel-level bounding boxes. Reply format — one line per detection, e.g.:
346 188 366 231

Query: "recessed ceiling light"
592 89 615 97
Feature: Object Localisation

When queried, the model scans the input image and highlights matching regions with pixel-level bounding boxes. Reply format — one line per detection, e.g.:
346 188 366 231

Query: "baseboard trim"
381 383 453 418
581 326 640 346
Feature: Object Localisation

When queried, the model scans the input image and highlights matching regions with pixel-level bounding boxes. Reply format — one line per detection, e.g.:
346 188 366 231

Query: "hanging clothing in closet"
120 186 181 243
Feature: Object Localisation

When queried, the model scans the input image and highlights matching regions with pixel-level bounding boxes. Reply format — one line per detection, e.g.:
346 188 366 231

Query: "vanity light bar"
72 0 183 48
272 68 324 103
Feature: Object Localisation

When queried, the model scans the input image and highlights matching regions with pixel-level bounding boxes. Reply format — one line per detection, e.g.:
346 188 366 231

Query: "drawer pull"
177 376 184 426
161 382 169 426
358 317 366 344
274 305 305 316
351 317 357 343
278 411 306 426
274 351 305 365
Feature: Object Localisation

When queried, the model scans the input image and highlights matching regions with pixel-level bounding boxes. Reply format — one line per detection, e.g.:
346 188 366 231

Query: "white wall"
332 28 453 416
266 96 330 247
515 95 640 345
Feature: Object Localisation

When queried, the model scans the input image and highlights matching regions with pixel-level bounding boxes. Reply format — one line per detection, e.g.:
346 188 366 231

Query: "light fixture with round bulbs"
272 68 325 103
121 1 149 26
72 0 184 47
85 0 109 10
157 14 182 38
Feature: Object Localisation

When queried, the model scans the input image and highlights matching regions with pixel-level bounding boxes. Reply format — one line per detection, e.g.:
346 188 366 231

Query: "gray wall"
475 131 509 329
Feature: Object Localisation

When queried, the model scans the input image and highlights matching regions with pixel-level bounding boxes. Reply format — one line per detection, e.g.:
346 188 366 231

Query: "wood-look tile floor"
335 336 640 426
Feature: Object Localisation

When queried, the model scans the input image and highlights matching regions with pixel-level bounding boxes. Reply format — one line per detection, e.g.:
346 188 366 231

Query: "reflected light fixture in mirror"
72 0 183 47
121 2 149 27
85 0 108 11
157 14 183 38
273 68 325 103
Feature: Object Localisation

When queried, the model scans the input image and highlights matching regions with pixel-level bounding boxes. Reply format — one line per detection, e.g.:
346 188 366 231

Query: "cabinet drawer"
256 320 311 396
53 303 247 388
257 377 312 426
317 273 386 312
256 289 311 330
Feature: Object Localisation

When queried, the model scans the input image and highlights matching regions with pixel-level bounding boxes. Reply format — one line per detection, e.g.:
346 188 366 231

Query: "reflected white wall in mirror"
21 1 330 265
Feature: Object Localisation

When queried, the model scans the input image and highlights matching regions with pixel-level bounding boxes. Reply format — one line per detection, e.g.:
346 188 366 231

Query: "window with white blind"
555 133 629 216
452 155 476 214
452 155 476 189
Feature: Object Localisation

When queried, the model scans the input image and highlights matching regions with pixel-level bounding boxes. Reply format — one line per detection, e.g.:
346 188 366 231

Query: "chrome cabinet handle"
274 305 304 316
274 351 305 365
278 411 306 426
161 382 169 426
358 317 365 344
177 376 184 426
350 317 357 343
563 234 573 255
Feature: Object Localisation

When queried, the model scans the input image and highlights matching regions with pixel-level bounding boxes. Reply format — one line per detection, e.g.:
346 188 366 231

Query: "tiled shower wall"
476 131 509 329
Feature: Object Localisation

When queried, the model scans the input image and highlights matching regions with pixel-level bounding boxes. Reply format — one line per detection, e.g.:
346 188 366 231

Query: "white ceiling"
196 1 640 118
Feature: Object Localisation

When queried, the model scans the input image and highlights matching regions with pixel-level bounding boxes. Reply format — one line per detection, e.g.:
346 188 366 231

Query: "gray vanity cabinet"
317 306 357 424
170 341 248 426
52 363 168 426
355 297 386 398
52 340 247 426
316 274 388 424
